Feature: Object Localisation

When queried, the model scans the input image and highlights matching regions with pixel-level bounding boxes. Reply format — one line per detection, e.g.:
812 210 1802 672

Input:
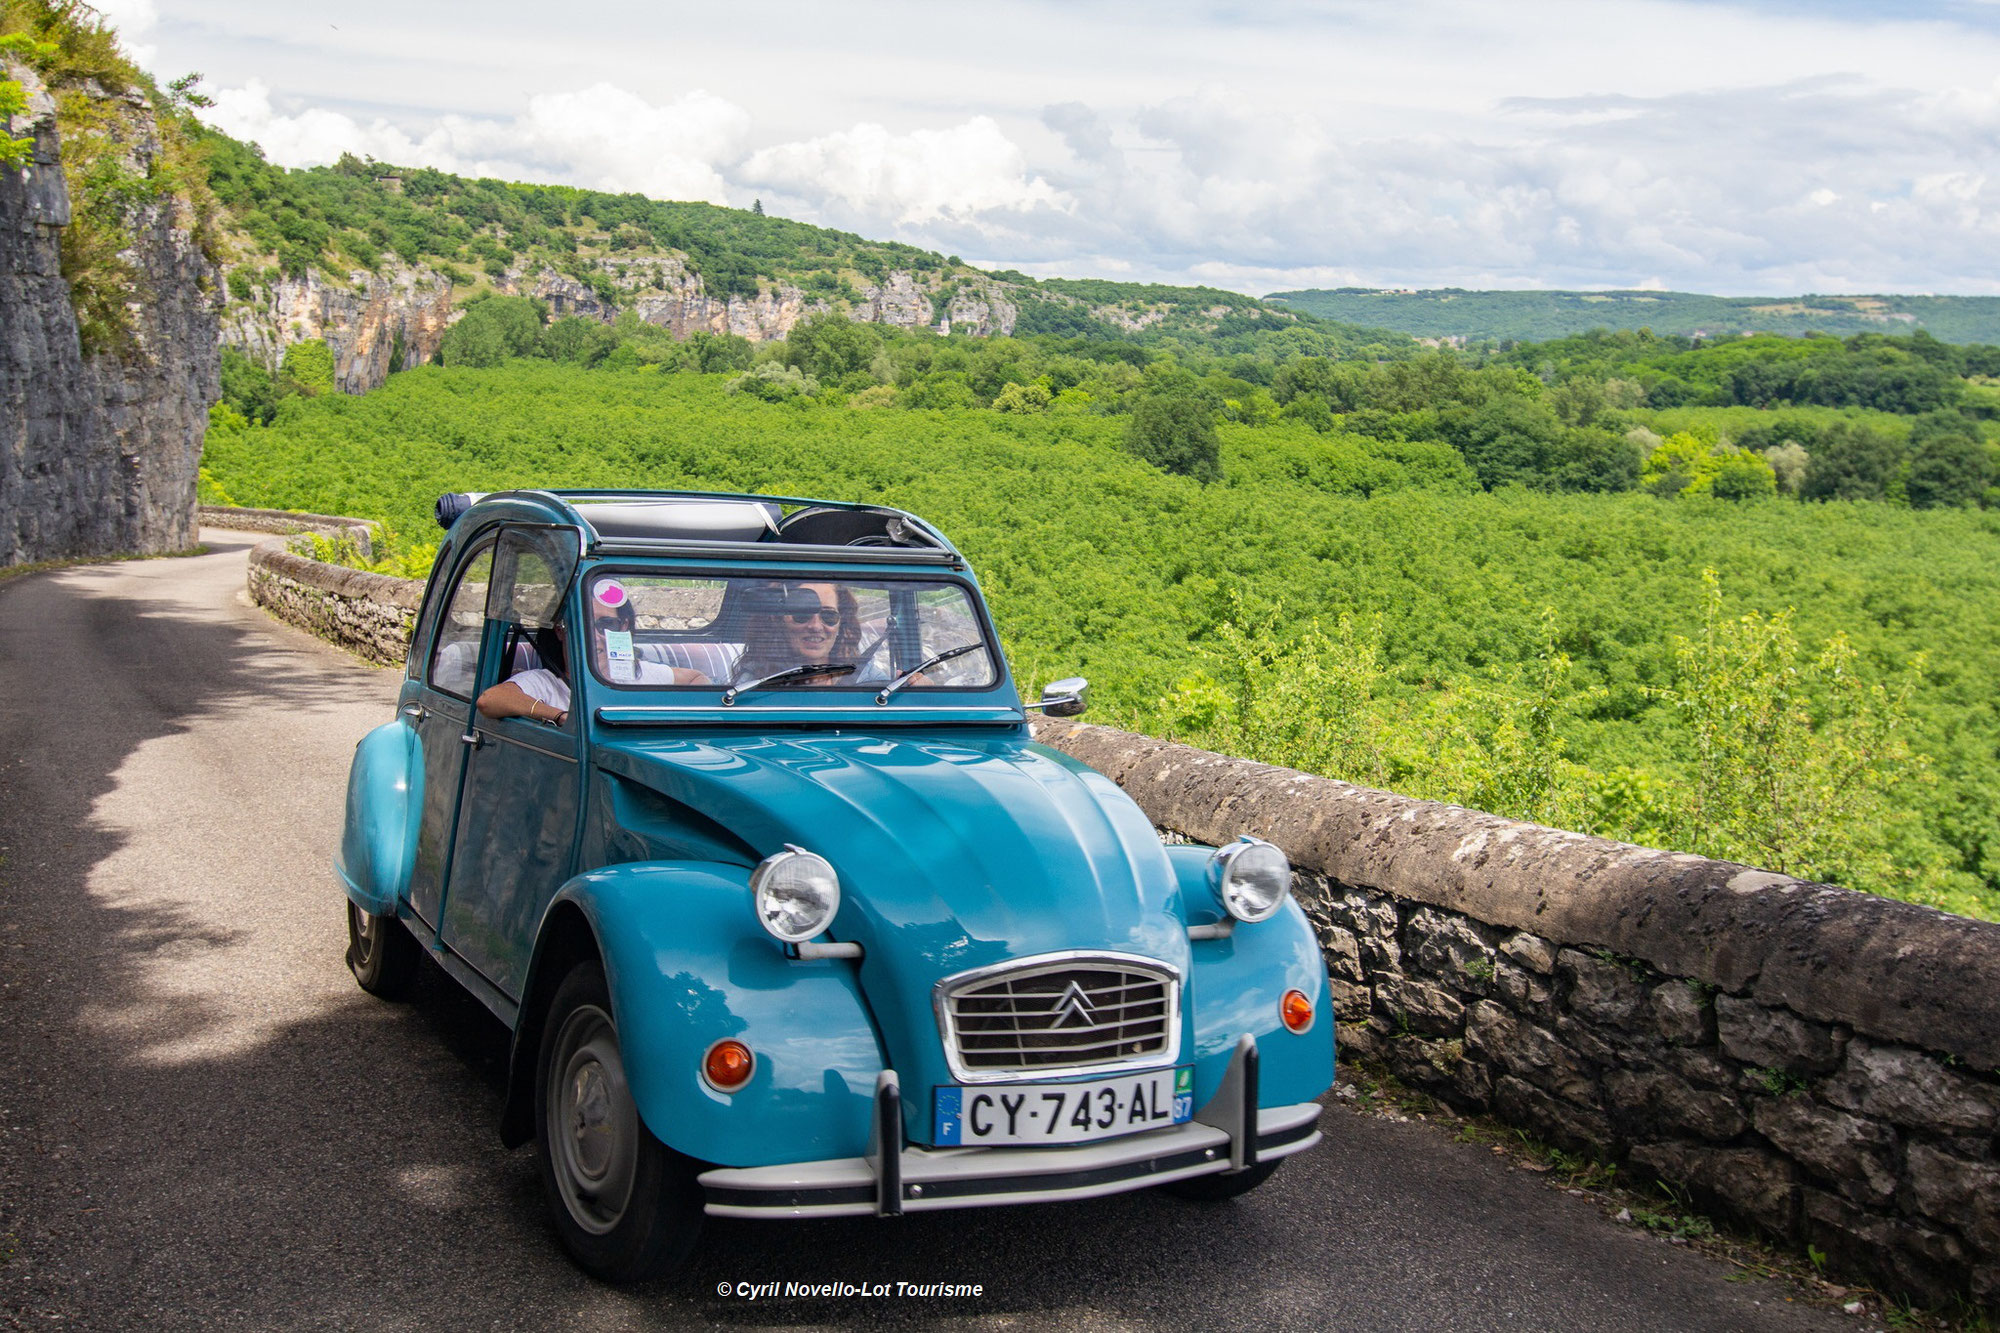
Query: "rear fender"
511 861 886 1168
1165 844 1336 1109
335 720 422 917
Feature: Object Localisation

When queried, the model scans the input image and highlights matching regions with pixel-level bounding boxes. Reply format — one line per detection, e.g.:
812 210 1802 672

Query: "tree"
1706 449 1778 501
1440 396 1563 490
540 315 617 366
1763 443 1809 494
219 346 278 423
280 338 336 396
783 312 880 384
1800 423 1902 501
441 295 544 368
688 331 754 374
992 380 1052 413
1124 391 1221 483
1906 433 1991 509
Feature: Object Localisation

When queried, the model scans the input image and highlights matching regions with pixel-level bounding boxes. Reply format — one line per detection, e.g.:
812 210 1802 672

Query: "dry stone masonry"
205 507 419 665
211 516 2000 1309
1028 718 2000 1309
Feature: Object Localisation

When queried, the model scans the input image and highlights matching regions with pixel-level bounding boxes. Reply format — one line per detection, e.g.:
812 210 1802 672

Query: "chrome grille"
937 954 1179 1080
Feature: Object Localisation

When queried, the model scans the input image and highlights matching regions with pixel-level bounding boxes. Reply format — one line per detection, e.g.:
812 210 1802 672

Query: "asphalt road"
0 532 1856 1332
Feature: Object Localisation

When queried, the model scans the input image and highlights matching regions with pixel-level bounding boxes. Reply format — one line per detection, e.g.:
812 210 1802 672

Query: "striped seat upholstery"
637 641 743 680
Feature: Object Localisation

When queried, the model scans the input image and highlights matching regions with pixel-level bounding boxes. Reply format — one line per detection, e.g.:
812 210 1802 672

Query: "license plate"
933 1067 1193 1146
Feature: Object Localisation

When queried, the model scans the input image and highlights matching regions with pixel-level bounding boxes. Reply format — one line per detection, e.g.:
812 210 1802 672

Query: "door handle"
402 703 425 720
460 729 485 749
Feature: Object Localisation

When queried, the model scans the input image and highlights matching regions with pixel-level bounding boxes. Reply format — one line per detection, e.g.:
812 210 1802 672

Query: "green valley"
201 359 2000 921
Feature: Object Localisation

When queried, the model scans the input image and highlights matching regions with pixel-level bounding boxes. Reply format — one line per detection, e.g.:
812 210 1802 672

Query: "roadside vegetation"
0 0 222 354
202 346 2000 920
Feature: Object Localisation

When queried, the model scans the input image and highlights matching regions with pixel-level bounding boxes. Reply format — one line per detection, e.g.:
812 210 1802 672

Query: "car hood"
595 729 1194 1106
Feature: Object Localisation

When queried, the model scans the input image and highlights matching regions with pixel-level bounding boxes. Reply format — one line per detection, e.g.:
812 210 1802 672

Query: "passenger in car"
738 582 862 685
478 595 709 727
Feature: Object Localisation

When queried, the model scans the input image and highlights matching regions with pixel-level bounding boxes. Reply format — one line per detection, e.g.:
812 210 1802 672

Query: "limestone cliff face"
0 62 219 566
503 254 827 341
220 263 452 393
501 256 1018 343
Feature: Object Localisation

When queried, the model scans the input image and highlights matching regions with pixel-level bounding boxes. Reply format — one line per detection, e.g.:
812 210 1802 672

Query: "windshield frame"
573 563 1010 700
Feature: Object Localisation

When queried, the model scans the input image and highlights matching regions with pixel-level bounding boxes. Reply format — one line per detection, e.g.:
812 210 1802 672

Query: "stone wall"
1 60 219 567
206 506 420 666
1031 718 2000 1309
211 523 2000 1307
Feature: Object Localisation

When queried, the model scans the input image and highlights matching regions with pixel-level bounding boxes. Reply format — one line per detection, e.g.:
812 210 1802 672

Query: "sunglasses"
786 609 840 627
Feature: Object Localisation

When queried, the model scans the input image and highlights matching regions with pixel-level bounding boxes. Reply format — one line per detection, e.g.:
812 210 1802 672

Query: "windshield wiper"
721 662 856 706
874 643 984 705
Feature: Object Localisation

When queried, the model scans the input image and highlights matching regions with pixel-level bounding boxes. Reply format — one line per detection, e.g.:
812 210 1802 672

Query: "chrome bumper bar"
699 1036 1322 1219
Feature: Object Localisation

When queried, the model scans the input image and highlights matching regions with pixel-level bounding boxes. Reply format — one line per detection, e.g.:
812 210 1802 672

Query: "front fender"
1166 845 1336 1108
335 720 422 916
553 862 887 1168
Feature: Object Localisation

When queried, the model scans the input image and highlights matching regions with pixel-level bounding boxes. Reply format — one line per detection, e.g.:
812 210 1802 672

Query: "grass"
0 546 206 584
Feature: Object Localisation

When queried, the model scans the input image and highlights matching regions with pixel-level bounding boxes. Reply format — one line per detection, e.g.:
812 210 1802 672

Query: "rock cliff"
0 60 219 566
501 255 1017 342
219 263 451 393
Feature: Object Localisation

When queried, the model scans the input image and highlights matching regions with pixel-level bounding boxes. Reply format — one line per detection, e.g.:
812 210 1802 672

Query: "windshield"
582 572 1000 694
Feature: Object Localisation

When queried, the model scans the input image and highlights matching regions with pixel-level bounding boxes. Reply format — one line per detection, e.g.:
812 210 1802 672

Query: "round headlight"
1209 836 1292 923
750 845 841 943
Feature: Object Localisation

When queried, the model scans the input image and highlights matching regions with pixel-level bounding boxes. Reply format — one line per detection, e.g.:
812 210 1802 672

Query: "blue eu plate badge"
934 1067 1194 1147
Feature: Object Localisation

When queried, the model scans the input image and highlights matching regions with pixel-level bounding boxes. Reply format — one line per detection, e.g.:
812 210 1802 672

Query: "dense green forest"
1268 287 2000 345
202 350 2000 923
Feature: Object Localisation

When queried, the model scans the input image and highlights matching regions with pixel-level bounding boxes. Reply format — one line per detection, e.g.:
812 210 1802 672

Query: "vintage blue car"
336 488 1334 1281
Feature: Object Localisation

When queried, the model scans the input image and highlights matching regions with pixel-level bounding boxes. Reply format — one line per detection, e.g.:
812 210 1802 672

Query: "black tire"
345 900 420 998
1163 1157 1283 1202
534 961 703 1283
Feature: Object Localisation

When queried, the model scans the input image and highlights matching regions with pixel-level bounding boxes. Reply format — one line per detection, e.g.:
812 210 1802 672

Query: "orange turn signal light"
703 1039 756 1092
1281 989 1314 1034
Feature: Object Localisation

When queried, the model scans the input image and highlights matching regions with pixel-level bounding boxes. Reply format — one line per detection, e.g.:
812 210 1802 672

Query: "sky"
93 0 2000 297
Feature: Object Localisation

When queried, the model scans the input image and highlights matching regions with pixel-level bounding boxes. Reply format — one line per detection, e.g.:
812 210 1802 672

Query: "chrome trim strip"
595 705 1024 726
483 727 579 764
591 537 962 565
932 949 1182 1084
699 1104 1322 1219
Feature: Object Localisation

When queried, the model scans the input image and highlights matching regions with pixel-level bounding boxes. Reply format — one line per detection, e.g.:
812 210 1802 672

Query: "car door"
405 532 498 931
438 525 584 999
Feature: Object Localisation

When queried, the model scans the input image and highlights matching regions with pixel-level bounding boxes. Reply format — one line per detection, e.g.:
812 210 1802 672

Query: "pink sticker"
595 580 628 608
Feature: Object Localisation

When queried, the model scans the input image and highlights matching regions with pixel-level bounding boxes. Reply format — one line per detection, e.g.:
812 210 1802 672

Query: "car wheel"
1163 1158 1283 1202
534 961 703 1283
345 900 419 998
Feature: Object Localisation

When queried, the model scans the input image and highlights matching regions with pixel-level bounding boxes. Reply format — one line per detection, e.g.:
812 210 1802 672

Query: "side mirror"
1036 676 1089 718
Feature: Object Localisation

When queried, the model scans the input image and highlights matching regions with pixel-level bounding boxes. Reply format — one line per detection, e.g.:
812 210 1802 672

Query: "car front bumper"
700 1103 1322 1218
698 1033 1325 1218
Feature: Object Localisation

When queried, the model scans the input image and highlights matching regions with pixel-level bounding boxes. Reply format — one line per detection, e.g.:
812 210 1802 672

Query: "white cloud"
92 0 157 66
203 81 749 205
740 117 1066 225
205 81 429 170
157 1 2000 295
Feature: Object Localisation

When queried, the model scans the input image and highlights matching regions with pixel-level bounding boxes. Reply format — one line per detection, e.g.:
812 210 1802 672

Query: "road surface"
0 532 1853 1331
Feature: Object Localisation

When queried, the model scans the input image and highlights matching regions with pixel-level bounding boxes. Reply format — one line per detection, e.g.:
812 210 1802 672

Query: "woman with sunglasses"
737 581 863 686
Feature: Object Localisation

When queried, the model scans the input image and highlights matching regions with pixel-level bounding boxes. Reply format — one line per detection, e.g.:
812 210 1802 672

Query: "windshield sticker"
595 579 628 609
603 629 636 683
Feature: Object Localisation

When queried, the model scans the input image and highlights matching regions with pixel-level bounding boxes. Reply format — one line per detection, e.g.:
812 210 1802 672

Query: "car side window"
426 538 496 699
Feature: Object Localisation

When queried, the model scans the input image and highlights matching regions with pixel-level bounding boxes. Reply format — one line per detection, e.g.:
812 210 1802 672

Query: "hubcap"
350 903 375 961
546 1004 638 1235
